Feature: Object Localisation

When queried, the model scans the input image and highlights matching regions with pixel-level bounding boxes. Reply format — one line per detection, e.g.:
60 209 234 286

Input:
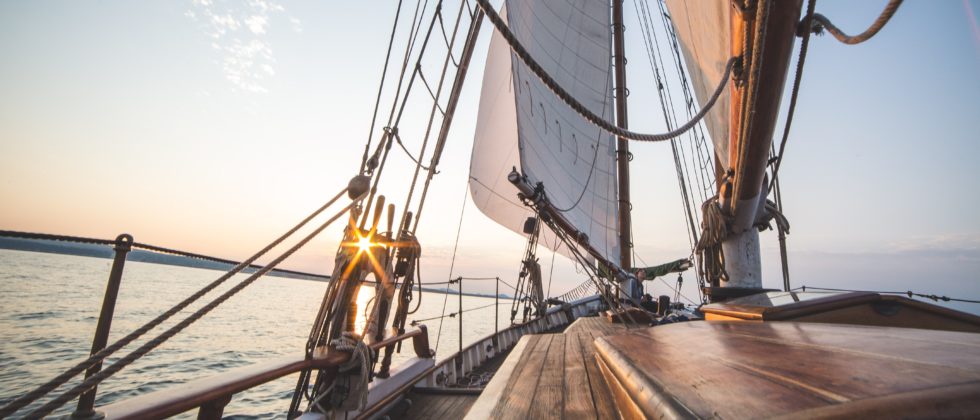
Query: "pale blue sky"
1 1 978 313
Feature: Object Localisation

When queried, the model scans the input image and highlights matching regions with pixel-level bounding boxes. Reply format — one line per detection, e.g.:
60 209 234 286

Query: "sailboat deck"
465 316 629 418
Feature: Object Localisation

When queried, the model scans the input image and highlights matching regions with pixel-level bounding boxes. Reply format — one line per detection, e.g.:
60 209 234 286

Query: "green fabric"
637 258 691 280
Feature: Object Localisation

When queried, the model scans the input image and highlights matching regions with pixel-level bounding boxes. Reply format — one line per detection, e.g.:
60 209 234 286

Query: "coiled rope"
327 332 374 411
472 0 736 143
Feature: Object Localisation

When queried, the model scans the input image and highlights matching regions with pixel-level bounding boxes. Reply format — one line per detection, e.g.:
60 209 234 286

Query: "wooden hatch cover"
700 291 980 333
594 321 980 419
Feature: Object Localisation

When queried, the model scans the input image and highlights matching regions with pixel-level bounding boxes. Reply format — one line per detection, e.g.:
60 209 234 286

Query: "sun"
356 235 374 252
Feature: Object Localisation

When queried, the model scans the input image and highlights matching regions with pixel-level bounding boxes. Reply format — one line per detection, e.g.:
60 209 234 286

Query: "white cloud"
244 15 268 35
186 0 300 93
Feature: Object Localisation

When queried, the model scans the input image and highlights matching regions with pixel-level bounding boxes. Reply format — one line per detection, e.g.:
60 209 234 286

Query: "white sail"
469 0 621 266
664 0 732 169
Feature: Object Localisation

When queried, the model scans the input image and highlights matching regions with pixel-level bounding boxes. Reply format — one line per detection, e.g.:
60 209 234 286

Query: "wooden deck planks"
562 333 597 418
528 334 566 419
471 316 630 419
492 334 554 419
566 315 628 337
577 332 618 419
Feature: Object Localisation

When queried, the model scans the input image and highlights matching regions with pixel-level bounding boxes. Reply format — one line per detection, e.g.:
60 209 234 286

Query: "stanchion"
72 234 132 419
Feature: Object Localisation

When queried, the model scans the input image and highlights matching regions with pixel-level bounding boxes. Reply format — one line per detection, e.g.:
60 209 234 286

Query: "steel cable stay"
407 5 484 234
397 0 470 234
436 6 459 67
361 0 428 175
642 0 719 300
434 181 469 354
538 215 643 327
654 0 716 204
651 0 715 216
360 0 442 228
9 190 368 419
359 0 407 174
410 302 510 325
793 286 980 305
633 0 701 253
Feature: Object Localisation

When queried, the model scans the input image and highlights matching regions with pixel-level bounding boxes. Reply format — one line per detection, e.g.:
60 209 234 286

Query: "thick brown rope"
810 0 903 45
769 0 816 194
473 0 736 143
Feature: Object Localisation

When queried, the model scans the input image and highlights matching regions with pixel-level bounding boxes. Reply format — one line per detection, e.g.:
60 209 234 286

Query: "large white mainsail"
663 0 731 169
469 0 621 266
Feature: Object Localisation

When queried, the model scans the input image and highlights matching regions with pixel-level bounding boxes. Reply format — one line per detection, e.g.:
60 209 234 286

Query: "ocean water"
0 249 512 418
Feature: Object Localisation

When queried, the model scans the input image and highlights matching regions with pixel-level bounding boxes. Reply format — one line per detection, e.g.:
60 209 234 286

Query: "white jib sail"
663 0 732 169
469 0 621 266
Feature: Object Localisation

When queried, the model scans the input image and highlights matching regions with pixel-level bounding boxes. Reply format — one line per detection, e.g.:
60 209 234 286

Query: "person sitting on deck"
634 258 692 283
640 293 658 312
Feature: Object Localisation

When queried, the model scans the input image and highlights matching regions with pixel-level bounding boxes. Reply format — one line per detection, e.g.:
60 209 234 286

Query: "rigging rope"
632 252 699 306
810 0 903 45
769 0 815 193
394 130 437 172
360 0 437 227
633 0 703 257
0 188 353 419
771 0 903 192
359 0 406 173
410 302 509 324
795 286 980 305
473 0 736 143
19 192 367 419
398 0 468 234
435 182 469 354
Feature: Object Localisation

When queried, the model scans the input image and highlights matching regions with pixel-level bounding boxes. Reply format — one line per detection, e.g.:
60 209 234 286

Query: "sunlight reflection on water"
0 250 512 418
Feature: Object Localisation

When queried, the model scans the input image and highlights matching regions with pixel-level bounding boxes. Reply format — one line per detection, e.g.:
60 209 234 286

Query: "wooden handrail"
99 328 432 419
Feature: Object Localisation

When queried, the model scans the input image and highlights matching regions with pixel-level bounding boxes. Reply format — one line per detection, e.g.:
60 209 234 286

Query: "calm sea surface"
0 249 511 418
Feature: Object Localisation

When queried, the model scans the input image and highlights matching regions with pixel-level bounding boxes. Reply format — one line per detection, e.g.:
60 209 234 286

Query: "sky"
1 0 978 314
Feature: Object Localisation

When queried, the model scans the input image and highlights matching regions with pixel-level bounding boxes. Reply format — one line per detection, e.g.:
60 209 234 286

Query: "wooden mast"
612 0 633 277
717 0 802 294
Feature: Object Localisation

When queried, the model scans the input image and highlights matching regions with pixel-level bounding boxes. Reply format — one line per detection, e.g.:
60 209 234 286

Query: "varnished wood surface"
595 321 980 419
565 315 629 336
471 316 626 418
701 292 980 333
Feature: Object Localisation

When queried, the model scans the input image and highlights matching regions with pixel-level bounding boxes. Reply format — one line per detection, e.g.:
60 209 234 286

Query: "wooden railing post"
198 394 232 420
72 233 132 419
